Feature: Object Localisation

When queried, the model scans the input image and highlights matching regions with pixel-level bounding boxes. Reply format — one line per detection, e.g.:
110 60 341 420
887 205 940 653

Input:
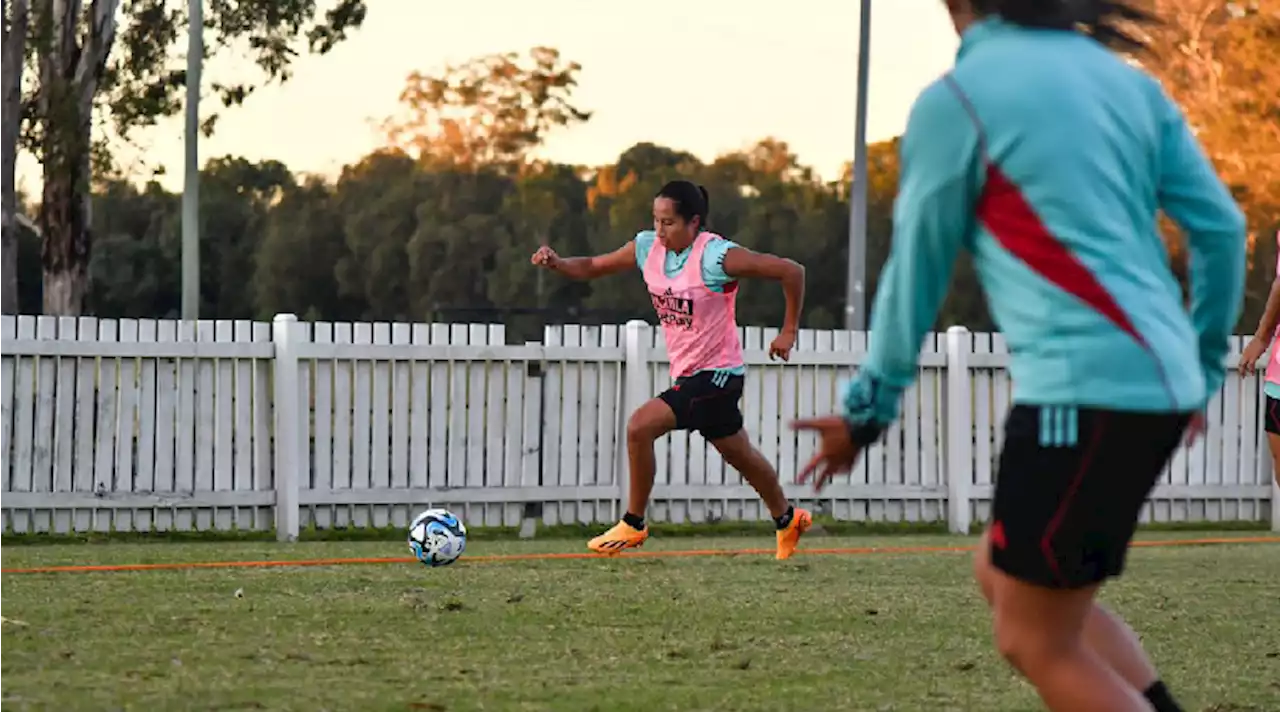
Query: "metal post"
181 0 203 321
844 0 872 332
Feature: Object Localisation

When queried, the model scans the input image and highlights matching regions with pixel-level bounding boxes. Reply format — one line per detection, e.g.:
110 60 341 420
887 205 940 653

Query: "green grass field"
2 532 1277 712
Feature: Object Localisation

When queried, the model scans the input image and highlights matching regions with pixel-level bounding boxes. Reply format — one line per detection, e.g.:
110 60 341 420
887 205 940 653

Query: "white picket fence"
1 314 1277 540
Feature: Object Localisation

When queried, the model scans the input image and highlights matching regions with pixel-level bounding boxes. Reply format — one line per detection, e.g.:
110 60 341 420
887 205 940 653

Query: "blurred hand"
791 416 863 493
1183 412 1205 447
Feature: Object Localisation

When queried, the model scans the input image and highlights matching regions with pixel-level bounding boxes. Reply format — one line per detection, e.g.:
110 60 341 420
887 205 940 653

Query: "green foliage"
7 0 369 316
21 0 369 166
47 135 985 333
49 124 1270 333
17 28 1277 330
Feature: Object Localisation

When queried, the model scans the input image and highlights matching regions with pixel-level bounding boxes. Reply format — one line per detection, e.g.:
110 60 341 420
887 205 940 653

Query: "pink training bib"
1266 230 1280 387
642 232 744 379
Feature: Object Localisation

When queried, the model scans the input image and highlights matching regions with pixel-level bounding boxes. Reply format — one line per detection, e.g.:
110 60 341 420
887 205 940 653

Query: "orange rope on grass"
2 535 1275 575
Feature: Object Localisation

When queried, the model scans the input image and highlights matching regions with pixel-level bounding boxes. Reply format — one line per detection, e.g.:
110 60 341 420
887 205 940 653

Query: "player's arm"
721 247 805 335
1242 273 1280 375
1250 276 1280 342
1153 85 1247 396
535 241 637 281
841 80 980 446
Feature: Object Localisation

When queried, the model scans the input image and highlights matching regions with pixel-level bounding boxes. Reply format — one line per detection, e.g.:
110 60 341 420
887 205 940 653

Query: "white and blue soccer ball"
407 508 468 567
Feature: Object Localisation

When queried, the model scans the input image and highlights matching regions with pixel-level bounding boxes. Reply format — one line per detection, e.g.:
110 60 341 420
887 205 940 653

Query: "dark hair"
655 180 710 230
972 0 1156 52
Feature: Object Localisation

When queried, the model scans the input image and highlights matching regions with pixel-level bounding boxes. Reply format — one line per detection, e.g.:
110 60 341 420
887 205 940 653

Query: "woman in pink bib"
1239 229 1280 489
532 180 812 560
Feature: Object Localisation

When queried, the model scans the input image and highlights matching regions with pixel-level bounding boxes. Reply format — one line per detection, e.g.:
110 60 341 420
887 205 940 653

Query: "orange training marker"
1 535 1275 575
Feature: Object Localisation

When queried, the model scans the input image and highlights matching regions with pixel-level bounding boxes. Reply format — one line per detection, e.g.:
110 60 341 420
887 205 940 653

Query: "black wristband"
846 419 885 448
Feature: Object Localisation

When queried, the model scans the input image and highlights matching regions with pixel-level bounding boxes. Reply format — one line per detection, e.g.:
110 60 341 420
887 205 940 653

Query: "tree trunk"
1 199 17 315
39 138 91 316
0 190 18 316
1 0 30 314
39 63 93 316
35 0 117 316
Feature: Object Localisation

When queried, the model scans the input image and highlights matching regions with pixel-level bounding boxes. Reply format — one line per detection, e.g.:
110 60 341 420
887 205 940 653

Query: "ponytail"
697 185 711 229
973 0 1156 52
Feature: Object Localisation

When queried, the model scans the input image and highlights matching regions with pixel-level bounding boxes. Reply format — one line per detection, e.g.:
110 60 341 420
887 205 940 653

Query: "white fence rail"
2 314 1277 539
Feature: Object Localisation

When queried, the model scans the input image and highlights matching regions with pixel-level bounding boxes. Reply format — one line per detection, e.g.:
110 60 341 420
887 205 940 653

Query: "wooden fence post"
272 314 301 541
945 326 973 535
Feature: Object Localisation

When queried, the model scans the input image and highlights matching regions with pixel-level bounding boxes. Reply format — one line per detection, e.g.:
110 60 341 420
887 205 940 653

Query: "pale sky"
16 0 961 193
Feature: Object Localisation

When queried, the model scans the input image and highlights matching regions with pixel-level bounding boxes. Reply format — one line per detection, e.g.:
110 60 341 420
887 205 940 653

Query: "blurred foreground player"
792 1 1245 710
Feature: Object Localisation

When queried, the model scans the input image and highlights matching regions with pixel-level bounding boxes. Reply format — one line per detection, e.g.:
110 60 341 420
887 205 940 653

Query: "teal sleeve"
633 230 657 269
1154 91 1246 403
842 80 980 434
701 238 739 292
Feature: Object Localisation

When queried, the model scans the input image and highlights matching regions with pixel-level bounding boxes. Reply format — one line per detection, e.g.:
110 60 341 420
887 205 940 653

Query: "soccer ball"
407 508 468 567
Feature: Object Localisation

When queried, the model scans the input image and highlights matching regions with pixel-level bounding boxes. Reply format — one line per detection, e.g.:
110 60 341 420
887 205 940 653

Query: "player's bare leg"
587 399 675 554
709 429 811 560
975 528 1186 711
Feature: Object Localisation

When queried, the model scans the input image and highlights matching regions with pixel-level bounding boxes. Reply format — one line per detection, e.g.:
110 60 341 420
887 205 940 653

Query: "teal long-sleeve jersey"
842 16 1246 436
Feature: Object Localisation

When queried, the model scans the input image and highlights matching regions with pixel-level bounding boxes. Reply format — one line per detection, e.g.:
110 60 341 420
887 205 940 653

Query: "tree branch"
2 0 29 104
75 0 119 117
55 0 84 67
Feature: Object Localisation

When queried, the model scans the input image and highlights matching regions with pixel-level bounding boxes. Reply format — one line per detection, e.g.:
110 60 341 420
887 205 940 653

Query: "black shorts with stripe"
988 404 1191 589
1264 396 1280 435
657 370 745 441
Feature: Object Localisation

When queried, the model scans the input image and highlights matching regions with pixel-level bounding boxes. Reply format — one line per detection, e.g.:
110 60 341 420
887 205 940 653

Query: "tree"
330 150 431 321
723 137 814 184
254 177 352 321
198 157 293 318
1 0 31 313
381 46 592 173
613 142 700 185
1140 0 1280 325
493 161 591 339
5 0 368 315
88 179 180 318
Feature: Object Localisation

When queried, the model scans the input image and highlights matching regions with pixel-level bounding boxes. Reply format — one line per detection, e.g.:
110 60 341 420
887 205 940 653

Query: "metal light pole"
844 0 872 331
181 0 203 321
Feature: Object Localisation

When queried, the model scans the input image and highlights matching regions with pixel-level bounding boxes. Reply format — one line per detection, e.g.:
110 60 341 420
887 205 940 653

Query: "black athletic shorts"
989 404 1191 590
1265 396 1280 435
657 370 745 441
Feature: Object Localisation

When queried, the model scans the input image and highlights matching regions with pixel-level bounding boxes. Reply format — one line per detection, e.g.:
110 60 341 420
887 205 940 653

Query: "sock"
622 512 646 530
773 505 795 531
1142 681 1184 712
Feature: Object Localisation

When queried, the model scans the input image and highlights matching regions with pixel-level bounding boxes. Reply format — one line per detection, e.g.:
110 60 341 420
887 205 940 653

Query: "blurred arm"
841 81 980 445
1155 89 1247 400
